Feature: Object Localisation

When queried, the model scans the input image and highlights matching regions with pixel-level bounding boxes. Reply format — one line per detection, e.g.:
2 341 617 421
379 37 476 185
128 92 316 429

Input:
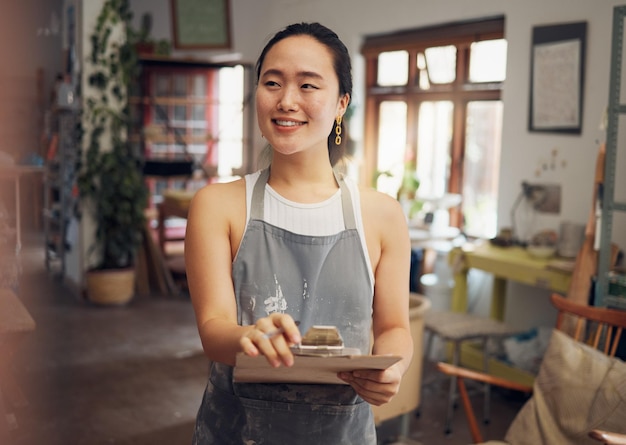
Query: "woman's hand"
338 361 404 406
239 314 301 368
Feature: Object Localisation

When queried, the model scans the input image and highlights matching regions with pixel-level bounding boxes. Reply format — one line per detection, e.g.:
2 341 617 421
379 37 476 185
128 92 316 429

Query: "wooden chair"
437 293 626 444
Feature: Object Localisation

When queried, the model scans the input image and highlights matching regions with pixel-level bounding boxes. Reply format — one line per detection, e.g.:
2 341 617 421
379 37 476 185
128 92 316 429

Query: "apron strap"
334 170 356 231
249 167 357 231
250 168 270 220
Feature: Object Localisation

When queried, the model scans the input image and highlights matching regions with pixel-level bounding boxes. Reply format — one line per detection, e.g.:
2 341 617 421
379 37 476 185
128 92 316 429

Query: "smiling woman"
254 34 349 167
184 22 413 445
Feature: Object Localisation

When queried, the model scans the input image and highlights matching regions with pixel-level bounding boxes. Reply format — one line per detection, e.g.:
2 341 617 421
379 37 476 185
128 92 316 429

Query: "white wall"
94 0 625 327
247 0 621 238
223 0 626 327
130 0 623 248
244 0 625 329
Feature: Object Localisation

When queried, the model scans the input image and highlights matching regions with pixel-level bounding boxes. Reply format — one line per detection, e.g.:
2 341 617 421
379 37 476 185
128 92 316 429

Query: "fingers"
258 326 294 367
338 369 400 406
239 315 301 368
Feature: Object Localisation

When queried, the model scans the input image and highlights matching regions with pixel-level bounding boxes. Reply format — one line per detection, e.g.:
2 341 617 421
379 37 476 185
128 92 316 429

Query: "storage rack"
596 5 626 306
43 108 78 276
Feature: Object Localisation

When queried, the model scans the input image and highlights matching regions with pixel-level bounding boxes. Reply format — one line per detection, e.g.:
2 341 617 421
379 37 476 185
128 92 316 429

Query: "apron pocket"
238 395 376 445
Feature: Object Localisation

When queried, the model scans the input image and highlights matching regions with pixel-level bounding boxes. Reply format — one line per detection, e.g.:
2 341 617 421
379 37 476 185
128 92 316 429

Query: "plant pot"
86 267 136 306
135 42 155 55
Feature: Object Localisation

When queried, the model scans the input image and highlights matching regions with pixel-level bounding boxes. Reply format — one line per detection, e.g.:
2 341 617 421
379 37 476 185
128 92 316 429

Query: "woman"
185 22 412 444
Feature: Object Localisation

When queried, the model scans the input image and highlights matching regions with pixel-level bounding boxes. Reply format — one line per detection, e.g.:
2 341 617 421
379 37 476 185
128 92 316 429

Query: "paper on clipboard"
233 353 401 385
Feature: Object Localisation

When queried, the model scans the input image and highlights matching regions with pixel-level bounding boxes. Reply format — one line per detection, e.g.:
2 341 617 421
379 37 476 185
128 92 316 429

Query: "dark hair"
255 22 353 166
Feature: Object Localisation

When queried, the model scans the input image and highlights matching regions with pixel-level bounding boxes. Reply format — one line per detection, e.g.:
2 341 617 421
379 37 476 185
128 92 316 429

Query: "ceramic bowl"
527 245 557 259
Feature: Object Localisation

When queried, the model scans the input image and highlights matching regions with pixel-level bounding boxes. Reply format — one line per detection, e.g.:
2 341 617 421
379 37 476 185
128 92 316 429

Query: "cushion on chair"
503 329 626 445
425 310 520 341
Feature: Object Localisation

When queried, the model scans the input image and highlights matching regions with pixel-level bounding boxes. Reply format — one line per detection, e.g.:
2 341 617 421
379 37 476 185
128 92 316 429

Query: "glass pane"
416 101 453 198
173 105 186 121
192 74 206 97
172 128 186 145
172 143 186 156
187 144 207 155
424 45 456 84
150 144 168 158
463 101 503 238
154 74 169 97
377 51 409 86
153 104 168 124
376 101 407 197
189 118 207 130
192 127 206 136
469 39 507 82
192 104 205 121
173 74 187 97
416 52 430 89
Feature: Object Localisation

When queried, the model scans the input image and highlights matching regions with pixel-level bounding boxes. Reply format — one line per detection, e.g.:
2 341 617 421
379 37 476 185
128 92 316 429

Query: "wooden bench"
0 288 36 436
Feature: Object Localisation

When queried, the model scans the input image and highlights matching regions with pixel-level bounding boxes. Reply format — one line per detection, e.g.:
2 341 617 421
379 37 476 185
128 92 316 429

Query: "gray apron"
193 169 376 445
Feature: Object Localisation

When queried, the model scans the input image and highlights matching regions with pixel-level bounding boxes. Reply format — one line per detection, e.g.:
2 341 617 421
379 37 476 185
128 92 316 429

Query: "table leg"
490 277 507 321
451 268 469 313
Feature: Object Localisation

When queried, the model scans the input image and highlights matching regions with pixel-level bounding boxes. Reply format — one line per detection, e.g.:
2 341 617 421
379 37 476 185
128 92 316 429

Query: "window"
361 17 506 238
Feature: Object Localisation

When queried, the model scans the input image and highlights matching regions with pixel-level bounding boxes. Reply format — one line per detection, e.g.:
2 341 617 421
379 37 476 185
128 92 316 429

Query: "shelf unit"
596 5 626 307
43 108 78 276
131 56 254 216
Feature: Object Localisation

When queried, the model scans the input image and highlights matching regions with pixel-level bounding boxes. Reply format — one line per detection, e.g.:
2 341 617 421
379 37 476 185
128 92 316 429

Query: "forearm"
372 325 414 375
197 317 253 366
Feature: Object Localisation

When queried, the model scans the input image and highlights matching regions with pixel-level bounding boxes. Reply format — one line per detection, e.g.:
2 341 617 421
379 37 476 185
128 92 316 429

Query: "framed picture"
170 0 231 49
528 22 587 134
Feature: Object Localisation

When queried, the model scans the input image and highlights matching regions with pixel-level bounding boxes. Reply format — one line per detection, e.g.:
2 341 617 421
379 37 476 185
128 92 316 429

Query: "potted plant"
77 0 148 305
132 12 172 56
397 160 422 219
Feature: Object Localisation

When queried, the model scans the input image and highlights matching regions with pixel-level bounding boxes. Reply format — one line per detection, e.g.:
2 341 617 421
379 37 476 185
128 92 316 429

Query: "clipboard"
233 353 401 385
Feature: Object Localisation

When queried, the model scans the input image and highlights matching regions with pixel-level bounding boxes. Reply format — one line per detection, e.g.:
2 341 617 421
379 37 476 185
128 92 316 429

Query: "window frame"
360 16 505 228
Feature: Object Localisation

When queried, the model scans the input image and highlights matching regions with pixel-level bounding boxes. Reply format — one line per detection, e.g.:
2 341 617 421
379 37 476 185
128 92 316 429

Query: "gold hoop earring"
335 116 342 145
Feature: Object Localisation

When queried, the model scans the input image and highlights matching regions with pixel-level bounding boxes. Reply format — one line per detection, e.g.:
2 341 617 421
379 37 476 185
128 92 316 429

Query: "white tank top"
244 170 374 287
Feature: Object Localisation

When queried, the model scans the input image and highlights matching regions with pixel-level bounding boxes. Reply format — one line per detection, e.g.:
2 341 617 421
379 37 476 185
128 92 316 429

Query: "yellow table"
448 242 572 385
449 242 572 320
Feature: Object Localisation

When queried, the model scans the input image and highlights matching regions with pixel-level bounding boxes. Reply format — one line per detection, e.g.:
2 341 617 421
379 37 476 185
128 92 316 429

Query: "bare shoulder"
359 186 406 227
357 186 409 270
190 178 245 208
187 178 247 227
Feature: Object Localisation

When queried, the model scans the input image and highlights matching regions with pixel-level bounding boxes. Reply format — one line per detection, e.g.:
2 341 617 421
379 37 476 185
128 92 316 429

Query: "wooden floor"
5 232 527 445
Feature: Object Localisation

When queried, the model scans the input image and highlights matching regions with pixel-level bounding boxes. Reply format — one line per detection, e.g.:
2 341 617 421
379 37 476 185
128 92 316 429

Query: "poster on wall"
528 22 587 134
